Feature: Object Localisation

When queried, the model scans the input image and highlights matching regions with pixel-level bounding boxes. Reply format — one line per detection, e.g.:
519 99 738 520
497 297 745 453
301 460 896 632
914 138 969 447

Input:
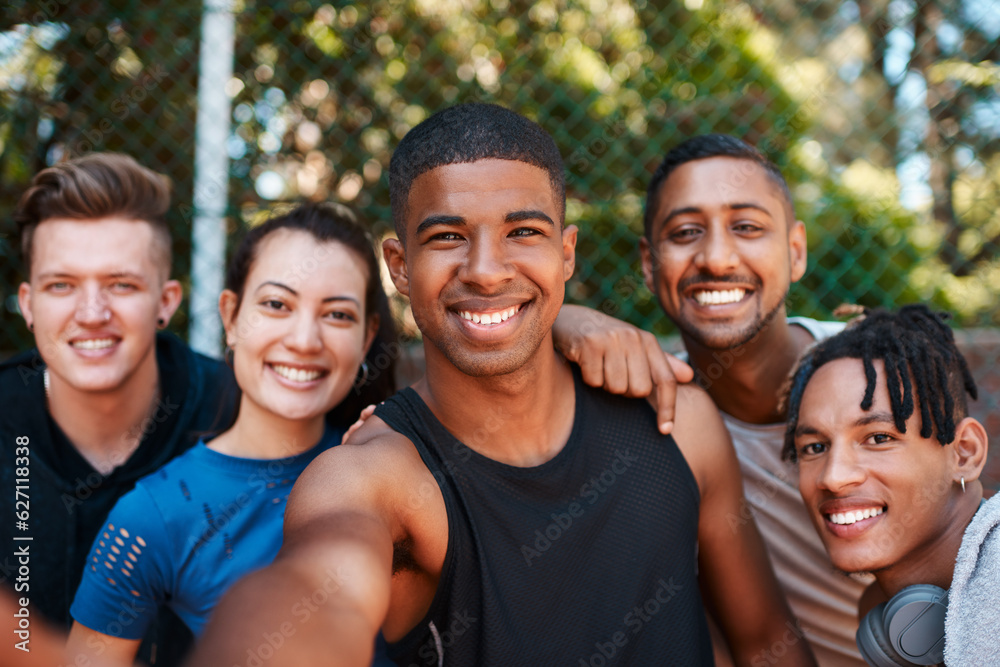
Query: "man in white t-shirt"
553 134 867 666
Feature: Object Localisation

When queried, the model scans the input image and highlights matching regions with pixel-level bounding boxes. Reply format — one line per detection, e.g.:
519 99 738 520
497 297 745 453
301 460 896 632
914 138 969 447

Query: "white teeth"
459 306 519 326
271 365 322 382
694 289 746 306
72 338 115 350
828 507 884 525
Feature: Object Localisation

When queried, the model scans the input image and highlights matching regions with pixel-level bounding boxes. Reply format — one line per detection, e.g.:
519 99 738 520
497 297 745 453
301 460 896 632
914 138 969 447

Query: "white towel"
944 493 1000 665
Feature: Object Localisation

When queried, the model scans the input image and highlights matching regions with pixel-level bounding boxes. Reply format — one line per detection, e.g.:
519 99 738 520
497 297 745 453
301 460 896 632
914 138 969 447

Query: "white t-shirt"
704 317 870 667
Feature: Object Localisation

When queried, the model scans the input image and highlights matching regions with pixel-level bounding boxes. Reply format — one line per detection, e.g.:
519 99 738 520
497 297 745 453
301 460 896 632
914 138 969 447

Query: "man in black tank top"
189 105 815 666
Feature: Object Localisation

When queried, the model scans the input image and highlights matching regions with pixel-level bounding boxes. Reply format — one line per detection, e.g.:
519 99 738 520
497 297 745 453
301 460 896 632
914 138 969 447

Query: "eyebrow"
793 411 898 438
659 206 701 227
36 271 147 282
416 215 464 236
659 202 773 227
505 209 555 226
415 209 556 236
793 424 820 438
729 202 773 216
256 281 361 306
854 411 897 427
109 272 148 283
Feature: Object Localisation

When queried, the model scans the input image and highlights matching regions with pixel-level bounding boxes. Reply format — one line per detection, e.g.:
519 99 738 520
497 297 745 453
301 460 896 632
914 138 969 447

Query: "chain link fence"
2 0 999 481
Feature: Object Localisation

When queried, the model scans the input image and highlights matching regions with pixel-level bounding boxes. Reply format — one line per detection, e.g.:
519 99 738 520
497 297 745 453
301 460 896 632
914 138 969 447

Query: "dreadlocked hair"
782 304 977 462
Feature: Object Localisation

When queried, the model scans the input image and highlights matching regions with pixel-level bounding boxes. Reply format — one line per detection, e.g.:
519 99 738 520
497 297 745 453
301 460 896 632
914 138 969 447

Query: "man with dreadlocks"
785 304 1000 666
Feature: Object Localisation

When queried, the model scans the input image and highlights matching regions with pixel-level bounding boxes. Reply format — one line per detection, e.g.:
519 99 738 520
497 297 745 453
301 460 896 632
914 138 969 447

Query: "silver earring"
961 476 966 494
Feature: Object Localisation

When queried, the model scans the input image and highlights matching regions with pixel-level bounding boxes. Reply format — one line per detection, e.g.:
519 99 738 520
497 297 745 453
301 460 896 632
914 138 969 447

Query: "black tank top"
376 368 713 666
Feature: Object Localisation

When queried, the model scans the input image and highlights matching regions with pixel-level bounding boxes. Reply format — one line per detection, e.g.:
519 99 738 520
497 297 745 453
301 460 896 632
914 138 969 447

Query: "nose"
816 442 866 493
694 224 739 276
458 233 515 290
74 284 111 326
283 310 324 355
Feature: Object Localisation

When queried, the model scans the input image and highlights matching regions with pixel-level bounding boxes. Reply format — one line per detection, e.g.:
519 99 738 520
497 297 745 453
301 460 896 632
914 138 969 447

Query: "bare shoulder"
304 414 424 484
671 383 728 446
669 384 737 493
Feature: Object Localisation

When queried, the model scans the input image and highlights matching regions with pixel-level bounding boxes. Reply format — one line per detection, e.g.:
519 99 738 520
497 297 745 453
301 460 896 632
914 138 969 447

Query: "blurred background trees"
1 0 997 347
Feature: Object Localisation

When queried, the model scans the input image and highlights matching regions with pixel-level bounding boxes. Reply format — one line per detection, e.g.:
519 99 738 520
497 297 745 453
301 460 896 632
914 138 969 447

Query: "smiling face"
221 229 375 423
384 158 576 378
794 358 962 577
640 157 806 351
17 217 181 395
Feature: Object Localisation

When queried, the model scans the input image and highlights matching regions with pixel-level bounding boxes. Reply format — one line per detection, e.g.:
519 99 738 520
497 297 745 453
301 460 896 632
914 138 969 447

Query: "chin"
62 368 131 393
267 398 331 423
443 343 539 378
682 321 760 351
826 547 888 577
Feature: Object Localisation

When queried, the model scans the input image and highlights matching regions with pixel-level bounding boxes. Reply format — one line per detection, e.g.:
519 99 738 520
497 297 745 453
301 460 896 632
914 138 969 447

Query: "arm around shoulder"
554 304 693 433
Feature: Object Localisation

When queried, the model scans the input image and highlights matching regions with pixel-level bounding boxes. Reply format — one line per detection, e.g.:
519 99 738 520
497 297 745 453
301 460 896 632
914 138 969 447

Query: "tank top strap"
373 388 452 476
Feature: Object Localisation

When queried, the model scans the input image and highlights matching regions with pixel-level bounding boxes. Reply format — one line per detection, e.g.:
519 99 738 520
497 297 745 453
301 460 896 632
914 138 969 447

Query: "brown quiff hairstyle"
13 153 173 275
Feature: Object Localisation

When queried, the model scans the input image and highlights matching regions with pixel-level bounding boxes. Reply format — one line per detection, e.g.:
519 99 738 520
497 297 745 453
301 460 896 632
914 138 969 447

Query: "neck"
46 355 161 476
874 490 983 597
209 398 326 460
415 335 576 467
683 315 813 424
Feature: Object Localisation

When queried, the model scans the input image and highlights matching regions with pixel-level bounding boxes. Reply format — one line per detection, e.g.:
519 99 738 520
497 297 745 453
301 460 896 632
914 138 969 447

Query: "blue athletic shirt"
70 428 341 639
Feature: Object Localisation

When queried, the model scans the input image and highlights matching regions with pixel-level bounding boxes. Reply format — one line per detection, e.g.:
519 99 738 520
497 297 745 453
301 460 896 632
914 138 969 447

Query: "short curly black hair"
782 304 977 462
388 103 565 238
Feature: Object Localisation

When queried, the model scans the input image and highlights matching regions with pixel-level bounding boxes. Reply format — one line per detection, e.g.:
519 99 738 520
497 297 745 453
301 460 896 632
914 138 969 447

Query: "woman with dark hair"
66 203 396 665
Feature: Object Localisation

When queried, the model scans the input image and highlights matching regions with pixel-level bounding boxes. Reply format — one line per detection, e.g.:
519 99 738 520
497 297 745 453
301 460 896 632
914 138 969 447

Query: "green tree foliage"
1 0 997 350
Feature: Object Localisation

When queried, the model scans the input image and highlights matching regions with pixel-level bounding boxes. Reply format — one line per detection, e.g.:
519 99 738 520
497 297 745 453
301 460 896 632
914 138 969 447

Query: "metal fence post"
189 0 235 358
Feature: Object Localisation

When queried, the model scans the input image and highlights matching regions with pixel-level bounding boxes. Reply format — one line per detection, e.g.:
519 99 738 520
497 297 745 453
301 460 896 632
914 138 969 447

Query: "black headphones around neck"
856 584 948 666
